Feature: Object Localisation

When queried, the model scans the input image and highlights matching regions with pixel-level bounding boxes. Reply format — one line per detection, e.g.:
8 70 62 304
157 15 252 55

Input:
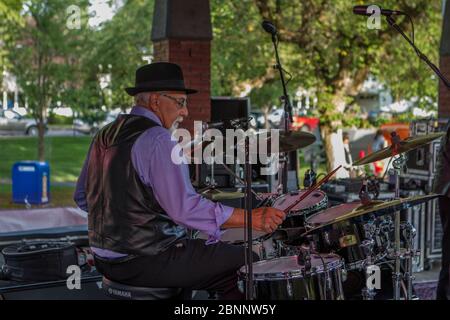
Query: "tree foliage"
6 0 89 161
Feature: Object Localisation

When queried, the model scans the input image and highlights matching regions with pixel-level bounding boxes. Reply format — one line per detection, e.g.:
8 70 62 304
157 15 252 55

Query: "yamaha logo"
109 288 132 298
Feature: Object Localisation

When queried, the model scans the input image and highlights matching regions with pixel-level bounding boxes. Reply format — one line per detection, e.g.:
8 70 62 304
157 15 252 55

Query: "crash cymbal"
201 188 245 201
247 130 316 154
303 194 440 235
353 132 444 166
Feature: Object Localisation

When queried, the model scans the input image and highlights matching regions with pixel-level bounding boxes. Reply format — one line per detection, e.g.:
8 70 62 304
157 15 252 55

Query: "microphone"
353 5 404 17
262 20 277 36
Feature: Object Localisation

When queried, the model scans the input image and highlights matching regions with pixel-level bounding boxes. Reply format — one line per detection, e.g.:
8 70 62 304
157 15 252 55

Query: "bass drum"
239 254 345 300
195 228 278 260
272 190 328 230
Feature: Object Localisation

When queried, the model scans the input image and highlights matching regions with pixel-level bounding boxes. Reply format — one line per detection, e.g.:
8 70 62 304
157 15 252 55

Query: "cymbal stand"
197 144 218 195
390 153 410 300
218 163 264 201
361 216 378 300
402 221 417 300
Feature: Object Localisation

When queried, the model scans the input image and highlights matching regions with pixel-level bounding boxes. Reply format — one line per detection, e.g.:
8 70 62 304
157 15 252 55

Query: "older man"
433 119 450 300
74 62 285 299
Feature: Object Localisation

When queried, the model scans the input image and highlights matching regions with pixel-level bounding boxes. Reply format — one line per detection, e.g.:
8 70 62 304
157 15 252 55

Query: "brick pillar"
151 0 212 133
439 0 450 118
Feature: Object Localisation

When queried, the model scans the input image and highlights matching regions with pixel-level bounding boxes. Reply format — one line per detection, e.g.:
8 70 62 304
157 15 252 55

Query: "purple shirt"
73 106 234 258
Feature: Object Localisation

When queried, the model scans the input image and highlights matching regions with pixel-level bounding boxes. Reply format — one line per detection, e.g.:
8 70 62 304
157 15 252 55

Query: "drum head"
306 202 361 225
239 254 342 280
273 190 326 214
197 228 268 243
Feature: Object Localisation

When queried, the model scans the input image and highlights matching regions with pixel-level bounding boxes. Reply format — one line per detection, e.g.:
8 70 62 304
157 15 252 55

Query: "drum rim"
239 254 344 280
273 191 328 217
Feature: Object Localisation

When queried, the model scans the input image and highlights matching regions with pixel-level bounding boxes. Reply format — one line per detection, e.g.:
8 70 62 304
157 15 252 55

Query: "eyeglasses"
160 94 188 109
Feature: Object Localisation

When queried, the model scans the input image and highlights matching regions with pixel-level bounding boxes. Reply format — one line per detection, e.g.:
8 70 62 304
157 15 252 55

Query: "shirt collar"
130 106 163 127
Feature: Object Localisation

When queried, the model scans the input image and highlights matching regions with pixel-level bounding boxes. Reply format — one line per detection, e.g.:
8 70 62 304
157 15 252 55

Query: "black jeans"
437 196 450 300
94 239 259 300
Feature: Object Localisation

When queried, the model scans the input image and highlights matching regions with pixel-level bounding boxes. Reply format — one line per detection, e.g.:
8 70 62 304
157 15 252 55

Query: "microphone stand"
244 134 253 300
268 32 295 194
386 15 450 89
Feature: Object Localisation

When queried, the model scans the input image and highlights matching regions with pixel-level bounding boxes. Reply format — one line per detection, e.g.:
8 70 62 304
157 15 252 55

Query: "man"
74 62 285 299
433 119 450 300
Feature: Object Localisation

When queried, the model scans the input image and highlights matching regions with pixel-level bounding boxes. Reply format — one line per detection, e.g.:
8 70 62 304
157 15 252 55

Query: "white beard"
169 117 183 133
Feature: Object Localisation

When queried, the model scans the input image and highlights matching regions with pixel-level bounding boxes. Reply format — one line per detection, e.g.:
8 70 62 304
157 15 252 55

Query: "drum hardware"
304 169 317 188
197 140 246 201
283 166 341 215
360 239 377 300
352 131 443 300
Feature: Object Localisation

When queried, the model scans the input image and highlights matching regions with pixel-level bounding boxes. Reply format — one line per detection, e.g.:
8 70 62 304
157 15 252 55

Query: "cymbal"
245 130 316 154
353 132 444 166
201 188 245 201
303 194 440 235
276 130 317 153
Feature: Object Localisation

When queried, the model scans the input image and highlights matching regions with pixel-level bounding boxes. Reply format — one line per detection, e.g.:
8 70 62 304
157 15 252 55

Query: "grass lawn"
0 136 327 210
0 136 92 183
0 183 76 210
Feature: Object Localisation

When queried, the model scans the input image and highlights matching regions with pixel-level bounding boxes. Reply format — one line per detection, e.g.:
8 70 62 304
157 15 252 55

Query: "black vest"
86 114 187 256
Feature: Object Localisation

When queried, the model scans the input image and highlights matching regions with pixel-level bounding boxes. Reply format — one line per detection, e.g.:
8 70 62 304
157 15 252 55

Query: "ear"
149 93 160 112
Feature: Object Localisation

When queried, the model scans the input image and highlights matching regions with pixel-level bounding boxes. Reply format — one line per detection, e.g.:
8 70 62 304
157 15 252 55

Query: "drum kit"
195 126 444 300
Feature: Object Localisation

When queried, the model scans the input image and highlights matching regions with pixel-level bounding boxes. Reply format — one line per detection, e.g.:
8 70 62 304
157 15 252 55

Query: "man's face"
148 91 189 131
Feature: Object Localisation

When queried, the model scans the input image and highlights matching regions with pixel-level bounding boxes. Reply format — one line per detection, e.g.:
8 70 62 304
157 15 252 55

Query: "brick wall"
439 55 450 118
153 39 211 132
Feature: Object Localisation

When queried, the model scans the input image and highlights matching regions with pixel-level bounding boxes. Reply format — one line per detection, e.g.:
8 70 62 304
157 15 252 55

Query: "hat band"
136 79 185 88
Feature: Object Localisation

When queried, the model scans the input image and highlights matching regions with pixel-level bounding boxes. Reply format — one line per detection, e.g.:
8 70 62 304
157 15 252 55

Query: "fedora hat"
125 62 197 96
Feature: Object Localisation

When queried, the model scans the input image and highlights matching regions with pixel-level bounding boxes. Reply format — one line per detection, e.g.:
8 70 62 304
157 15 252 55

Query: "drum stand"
361 239 377 300
390 153 415 300
360 215 380 300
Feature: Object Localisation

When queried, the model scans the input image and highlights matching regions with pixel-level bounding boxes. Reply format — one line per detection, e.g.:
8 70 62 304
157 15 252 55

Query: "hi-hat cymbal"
302 194 440 235
353 132 444 166
276 131 317 153
201 188 245 201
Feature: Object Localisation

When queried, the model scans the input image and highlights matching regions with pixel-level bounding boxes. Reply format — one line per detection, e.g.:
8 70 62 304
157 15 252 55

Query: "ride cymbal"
302 194 440 235
353 132 444 166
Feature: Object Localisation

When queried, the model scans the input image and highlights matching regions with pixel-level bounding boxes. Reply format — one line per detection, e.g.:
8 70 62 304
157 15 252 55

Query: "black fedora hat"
125 62 197 96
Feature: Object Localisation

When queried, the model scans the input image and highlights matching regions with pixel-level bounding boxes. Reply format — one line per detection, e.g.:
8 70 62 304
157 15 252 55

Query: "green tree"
6 0 89 161
0 0 23 78
211 0 442 173
77 0 155 114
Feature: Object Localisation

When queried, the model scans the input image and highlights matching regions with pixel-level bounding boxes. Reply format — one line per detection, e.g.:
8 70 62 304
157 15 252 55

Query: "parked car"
0 109 44 136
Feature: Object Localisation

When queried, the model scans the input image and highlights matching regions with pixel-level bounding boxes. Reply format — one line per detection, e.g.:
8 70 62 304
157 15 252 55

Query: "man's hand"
222 207 286 233
252 207 286 233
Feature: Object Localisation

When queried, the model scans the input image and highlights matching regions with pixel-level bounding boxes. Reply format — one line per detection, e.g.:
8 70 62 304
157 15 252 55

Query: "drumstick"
282 165 342 214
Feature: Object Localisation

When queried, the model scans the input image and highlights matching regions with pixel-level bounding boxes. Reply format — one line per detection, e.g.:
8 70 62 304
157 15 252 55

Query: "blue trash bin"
12 161 50 205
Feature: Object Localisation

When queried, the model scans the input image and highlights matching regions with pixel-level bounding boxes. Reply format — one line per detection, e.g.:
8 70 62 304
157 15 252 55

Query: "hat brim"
125 86 198 96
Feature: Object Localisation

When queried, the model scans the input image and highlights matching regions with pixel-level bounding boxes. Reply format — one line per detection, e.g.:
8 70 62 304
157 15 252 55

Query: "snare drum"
196 229 278 260
239 254 345 300
272 190 328 229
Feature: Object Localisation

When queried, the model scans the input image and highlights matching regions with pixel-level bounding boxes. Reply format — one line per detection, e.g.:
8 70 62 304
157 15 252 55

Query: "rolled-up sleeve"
131 128 234 244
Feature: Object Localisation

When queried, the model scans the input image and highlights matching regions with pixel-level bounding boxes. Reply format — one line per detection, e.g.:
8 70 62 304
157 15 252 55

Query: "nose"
179 105 188 118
